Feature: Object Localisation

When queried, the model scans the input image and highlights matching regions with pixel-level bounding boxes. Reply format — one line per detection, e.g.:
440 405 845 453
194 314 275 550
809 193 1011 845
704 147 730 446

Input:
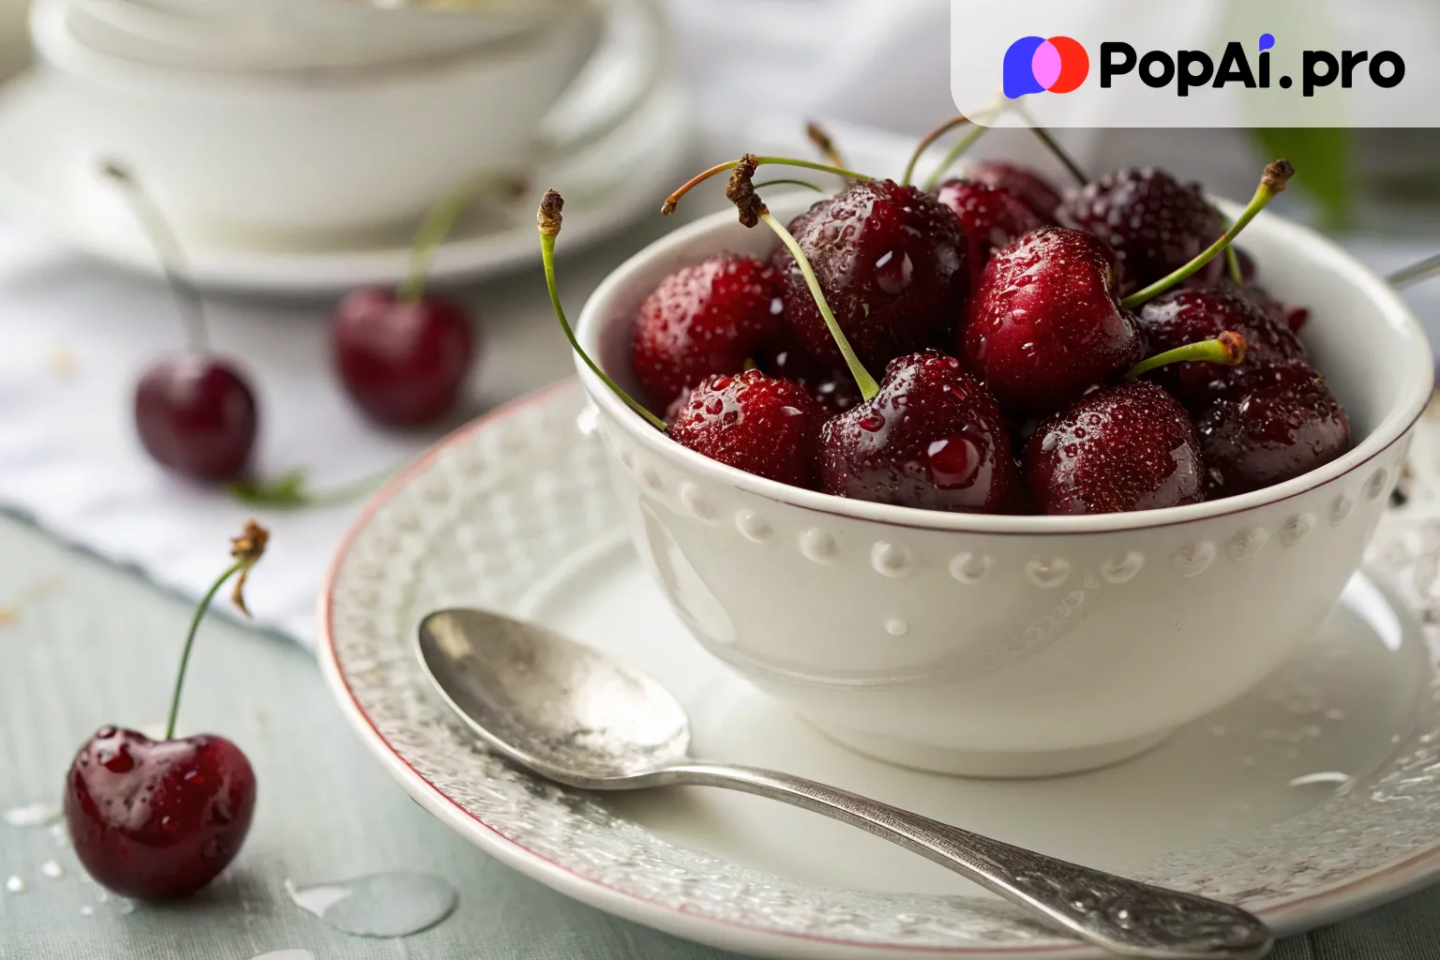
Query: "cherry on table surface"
65 728 256 899
135 354 258 482
1023 380 1206 515
773 178 967 373
818 351 1016 513
1196 359 1351 498
962 226 1146 418
331 287 475 428
630 252 785 411
64 521 268 899
669 369 823 489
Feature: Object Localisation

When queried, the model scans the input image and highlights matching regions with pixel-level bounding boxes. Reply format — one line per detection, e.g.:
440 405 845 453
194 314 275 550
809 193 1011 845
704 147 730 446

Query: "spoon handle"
661 762 1272 960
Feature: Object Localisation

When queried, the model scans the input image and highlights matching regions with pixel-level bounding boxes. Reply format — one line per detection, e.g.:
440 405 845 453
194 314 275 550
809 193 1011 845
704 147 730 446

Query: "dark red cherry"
1060 167 1224 294
773 179 966 373
757 340 861 416
631 253 785 409
65 727 256 899
935 179 1051 280
968 161 1064 219
1023 380 1205 515
818 351 1015 512
669 369 822 488
1134 286 1306 411
963 227 1146 417
331 287 475 427
134 355 258 482
1196 360 1350 498
1241 285 1310 334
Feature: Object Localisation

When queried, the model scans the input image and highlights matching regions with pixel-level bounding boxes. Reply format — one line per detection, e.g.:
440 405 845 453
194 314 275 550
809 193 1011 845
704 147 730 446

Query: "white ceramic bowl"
29 0 663 241
575 194 1434 778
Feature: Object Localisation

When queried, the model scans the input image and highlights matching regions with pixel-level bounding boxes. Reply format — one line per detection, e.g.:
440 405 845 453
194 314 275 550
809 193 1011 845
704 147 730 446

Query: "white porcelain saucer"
0 72 691 294
319 381 1440 960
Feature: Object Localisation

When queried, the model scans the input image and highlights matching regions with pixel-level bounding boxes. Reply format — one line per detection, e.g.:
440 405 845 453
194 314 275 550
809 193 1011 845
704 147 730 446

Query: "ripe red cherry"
1134 286 1305 411
968 161 1065 219
331 287 475 427
1023 380 1205 514
631 253 785 409
135 356 258 481
66 728 256 899
669 369 823 488
963 227 1146 417
819 351 1016 512
1196 360 1350 498
758 340 861 415
102 162 258 483
774 178 967 372
935 179 1051 279
65 522 267 899
1059 167 1224 294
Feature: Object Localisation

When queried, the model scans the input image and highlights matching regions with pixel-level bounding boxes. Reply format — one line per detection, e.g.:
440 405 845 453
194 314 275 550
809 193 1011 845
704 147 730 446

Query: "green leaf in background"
1250 128 1356 231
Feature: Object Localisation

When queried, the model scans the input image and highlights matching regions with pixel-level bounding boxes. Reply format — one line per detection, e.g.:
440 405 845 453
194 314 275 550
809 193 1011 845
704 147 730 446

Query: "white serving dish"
574 193 1433 777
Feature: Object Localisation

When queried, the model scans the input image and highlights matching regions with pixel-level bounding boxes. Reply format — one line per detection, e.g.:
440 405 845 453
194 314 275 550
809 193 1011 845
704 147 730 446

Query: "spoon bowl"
419 608 691 782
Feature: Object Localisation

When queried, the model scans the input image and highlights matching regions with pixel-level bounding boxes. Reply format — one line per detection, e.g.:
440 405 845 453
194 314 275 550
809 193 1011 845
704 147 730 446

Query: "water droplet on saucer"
6 876 25 894
39 860 64 879
4 803 60 828
285 873 457 938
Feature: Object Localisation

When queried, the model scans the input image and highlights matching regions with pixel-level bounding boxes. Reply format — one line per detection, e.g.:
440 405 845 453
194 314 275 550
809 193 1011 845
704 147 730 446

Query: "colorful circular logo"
1004 36 1090 99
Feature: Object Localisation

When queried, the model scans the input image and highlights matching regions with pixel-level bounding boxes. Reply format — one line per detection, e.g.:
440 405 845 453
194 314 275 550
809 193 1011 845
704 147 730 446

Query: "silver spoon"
417 608 1273 960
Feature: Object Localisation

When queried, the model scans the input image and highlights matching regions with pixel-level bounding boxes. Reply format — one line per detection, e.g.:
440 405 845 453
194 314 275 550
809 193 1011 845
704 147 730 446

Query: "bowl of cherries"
541 131 1432 778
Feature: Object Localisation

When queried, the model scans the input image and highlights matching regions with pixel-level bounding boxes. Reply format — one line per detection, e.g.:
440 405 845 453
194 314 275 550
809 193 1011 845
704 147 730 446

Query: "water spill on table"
284 872 457 938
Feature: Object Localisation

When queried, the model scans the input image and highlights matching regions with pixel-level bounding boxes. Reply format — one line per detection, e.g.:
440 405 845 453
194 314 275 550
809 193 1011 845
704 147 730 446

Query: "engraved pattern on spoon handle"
661 763 1273 960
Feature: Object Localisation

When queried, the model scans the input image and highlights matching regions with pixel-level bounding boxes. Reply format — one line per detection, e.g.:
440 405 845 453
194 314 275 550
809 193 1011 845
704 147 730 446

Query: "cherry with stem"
108 163 260 484
724 161 880 400
332 176 482 429
1120 161 1295 310
65 521 267 899
1012 100 1089 185
662 156 873 215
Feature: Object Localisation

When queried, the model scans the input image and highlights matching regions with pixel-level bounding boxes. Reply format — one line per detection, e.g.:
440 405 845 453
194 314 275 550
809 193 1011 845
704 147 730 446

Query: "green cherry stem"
754 178 826 194
228 464 396 510
101 161 208 353
540 191 666 431
806 121 847 170
166 521 268 741
759 212 879 400
1214 208 1245 286
902 112 973 187
723 160 879 400
1121 160 1296 311
1125 331 1248 381
662 155 873 215
1387 252 1440 289
399 172 494 304
922 125 993 193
